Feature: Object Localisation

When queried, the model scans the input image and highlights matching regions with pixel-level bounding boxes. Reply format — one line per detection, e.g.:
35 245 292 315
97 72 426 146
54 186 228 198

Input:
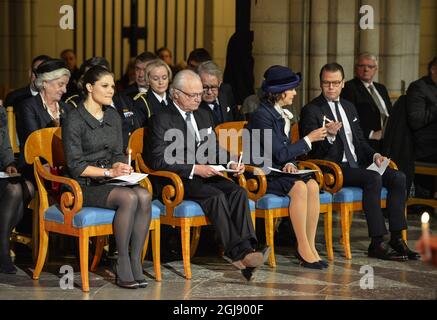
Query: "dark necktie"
161 99 167 108
212 101 223 123
334 101 358 168
368 84 388 128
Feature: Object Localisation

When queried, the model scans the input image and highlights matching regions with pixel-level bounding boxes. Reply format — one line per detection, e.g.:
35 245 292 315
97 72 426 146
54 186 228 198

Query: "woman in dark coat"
62 66 152 289
247 66 328 269
0 106 34 273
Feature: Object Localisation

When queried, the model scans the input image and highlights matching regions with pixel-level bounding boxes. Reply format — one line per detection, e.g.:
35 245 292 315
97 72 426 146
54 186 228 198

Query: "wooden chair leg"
151 221 161 281
90 236 106 272
323 206 334 261
264 211 276 268
79 235 90 292
33 229 49 280
340 204 352 260
31 193 40 262
142 230 151 264
402 208 408 242
190 227 201 258
180 219 192 279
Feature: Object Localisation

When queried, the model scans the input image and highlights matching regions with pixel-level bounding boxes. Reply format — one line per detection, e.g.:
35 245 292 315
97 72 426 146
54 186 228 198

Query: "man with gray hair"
341 53 392 152
197 60 242 127
144 69 270 280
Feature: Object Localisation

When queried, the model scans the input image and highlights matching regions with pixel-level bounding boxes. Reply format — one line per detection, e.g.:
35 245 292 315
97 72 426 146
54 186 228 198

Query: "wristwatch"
104 170 111 178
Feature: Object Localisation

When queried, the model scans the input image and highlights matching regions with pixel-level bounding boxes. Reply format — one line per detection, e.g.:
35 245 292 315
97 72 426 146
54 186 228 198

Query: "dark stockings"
105 187 152 281
0 181 34 272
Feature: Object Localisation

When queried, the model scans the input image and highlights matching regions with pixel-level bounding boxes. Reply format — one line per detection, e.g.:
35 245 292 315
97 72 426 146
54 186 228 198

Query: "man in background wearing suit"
145 70 269 280
197 60 242 127
341 53 392 152
300 63 419 261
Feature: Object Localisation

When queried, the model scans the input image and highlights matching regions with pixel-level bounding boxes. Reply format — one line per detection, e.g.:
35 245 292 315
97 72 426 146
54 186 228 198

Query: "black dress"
62 104 127 207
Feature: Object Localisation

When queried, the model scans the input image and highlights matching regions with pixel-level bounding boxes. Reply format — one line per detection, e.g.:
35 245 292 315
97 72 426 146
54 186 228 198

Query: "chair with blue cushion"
129 128 256 280
24 127 161 292
308 159 407 260
215 122 334 268
254 162 334 267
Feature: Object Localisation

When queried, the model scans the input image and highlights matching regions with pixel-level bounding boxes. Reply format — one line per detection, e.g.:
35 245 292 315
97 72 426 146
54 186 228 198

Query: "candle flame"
421 212 430 224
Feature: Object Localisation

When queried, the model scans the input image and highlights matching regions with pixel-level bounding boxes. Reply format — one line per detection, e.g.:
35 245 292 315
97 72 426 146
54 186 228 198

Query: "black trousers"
183 176 257 261
341 165 408 238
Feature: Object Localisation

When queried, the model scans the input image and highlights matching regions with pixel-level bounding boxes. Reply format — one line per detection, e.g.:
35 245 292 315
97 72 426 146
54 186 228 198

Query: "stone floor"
1 209 436 301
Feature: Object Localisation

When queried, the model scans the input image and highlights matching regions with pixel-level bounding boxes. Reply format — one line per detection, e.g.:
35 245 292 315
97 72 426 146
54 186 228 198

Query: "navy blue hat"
261 65 302 93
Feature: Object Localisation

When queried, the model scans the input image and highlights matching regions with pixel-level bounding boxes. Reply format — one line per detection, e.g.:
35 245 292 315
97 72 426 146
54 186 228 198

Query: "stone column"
380 0 421 95
251 0 290 88
420 0 437 75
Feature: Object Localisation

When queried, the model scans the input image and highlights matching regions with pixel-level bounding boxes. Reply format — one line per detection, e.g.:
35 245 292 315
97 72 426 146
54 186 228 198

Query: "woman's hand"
112 162 133 176
307 127 328 142
229 162 245 176
283 163 298 173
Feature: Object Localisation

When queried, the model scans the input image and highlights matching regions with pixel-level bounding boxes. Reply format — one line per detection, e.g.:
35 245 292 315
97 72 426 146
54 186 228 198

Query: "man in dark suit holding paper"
144 69 270 280
300 63 419 261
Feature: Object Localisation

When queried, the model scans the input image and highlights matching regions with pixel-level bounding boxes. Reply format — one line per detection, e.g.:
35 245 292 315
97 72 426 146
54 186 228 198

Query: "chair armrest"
389 160 398 170
296 161 324 189
240 165 267 201
136 154 184 209
34 159 83 227
305 159 343 194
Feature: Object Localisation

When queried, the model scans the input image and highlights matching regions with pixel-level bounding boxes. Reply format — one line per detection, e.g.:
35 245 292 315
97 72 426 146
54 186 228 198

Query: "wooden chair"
6 106 19 153
25 127 161 292
407 162 437 210
293 122 408 260
215 121 334 267
129 128 257 279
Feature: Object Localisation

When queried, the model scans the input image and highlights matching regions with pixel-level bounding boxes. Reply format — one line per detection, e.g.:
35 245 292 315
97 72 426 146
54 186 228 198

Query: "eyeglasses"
203 85 219 92
357 64 377 69
175 88 203 99
321 80 343 88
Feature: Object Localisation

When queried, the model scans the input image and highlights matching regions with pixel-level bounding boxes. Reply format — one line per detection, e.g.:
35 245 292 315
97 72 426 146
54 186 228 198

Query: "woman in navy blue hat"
247 65 328 269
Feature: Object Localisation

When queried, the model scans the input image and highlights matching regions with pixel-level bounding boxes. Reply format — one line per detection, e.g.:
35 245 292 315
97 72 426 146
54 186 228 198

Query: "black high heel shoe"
112 262 139 289
295 251 323 270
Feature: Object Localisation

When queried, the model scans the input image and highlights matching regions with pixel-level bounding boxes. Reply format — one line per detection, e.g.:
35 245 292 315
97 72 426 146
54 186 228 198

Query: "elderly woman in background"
0 105 34 273
133 59 173 127
16 59 73 163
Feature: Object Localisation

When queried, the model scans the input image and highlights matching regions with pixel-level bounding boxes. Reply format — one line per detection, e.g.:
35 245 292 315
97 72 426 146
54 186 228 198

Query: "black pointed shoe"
368 242 408 261
295 251 323 270
389 239 421 260
318 259 329 268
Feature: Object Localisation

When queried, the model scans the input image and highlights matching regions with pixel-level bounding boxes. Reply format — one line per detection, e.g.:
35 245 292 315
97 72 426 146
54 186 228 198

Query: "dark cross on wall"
121 0 147 58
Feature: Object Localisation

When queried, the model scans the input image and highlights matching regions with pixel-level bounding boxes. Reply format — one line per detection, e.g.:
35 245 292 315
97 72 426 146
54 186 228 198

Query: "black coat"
144 103 227 197
0 107 14 170
198 83 243 127
15 94 73 150
406 76 437 161
133 90 173 128
341 78 392 152
299 94 376 167
4 86 34 110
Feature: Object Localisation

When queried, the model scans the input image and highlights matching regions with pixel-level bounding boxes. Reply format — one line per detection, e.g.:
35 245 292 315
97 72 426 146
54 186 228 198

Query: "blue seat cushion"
256 191 332 210
333 187 388 203
153 199 256 218
45 202 162 228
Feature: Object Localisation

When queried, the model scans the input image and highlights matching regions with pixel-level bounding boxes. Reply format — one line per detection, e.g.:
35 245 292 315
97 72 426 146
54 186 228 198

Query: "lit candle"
322 115 327 127
421 212 431 261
